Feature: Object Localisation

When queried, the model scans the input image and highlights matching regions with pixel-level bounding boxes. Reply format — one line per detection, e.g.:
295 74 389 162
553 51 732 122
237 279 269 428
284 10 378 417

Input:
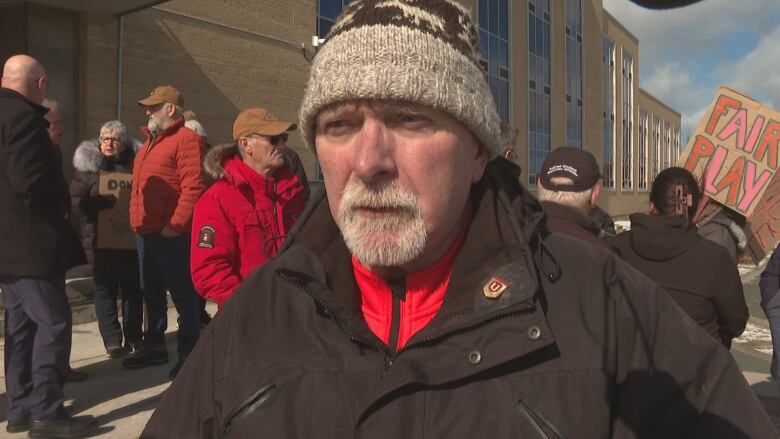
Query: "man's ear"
471 147 489 183
590 184 601 208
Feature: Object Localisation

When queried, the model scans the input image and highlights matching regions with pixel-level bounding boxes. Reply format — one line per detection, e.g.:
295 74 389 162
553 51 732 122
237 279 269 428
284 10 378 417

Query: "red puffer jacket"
130 118 205 235
190 144 306 306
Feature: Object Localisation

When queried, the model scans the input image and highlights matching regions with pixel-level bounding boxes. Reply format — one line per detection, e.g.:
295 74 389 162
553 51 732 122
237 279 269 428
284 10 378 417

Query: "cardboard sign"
678 87 780 217
744 172 780 264
97 172 135 250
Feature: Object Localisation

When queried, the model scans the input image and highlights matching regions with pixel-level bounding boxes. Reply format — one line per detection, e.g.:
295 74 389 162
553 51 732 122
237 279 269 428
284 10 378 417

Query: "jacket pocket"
223 383 277 438
517 399 566 439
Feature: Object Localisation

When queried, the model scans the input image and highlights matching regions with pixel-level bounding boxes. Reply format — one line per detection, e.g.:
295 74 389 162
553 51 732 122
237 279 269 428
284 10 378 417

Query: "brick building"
0 0 681 217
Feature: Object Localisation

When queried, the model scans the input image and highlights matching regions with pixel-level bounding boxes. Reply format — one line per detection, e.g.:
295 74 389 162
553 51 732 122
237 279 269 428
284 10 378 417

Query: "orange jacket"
130 118 205 235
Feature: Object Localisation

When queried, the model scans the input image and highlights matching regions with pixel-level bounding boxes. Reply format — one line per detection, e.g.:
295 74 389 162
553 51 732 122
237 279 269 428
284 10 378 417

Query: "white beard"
147 117 161 134
337 177 427 268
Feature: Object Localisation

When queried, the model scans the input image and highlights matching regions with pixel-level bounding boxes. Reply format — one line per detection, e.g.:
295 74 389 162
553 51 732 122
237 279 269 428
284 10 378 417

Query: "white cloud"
716 25 780 109
642 61 710 134
605 0 780 135
604 0 780 65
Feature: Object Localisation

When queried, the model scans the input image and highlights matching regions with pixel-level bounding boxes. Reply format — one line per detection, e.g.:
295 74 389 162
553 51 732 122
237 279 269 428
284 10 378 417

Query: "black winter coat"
0 88 72 277
611 214 748 348
143 160 774 438
69 139 139 279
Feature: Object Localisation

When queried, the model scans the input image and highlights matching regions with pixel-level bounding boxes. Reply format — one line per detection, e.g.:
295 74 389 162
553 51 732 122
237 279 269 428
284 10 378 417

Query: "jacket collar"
140 116 184 144
274 157 548 348
0 87 49 117
541 201 602 236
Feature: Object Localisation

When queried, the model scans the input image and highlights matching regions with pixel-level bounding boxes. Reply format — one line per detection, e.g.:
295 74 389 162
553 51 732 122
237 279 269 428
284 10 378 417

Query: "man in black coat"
0 54 96 437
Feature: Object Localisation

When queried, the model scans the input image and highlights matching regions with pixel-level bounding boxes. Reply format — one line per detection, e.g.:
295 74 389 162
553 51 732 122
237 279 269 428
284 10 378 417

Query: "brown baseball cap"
232 108 297 141
137 85 183 107
539 147 602 192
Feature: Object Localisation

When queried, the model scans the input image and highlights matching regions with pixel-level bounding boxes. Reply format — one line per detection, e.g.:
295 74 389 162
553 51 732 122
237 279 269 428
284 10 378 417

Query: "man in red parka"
190 108 307 308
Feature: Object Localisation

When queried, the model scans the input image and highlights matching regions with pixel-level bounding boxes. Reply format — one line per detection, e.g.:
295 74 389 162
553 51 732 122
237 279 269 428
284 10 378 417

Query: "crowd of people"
1 0 779 437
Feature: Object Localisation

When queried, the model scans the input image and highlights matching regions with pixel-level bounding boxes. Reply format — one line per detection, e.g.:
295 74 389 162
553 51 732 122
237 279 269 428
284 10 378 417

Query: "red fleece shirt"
353 223 468 351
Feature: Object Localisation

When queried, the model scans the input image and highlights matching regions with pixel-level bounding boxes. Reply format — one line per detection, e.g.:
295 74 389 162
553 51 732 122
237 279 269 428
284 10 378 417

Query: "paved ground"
0 257 777 437
0 303 216 438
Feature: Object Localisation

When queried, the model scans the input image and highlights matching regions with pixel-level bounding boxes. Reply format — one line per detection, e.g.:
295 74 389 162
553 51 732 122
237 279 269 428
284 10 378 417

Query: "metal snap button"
527 325 542 340
468 350 482 365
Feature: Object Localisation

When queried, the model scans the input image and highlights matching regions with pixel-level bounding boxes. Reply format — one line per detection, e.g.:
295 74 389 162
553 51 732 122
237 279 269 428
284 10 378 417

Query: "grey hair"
99 120 127 140
536 177 594 213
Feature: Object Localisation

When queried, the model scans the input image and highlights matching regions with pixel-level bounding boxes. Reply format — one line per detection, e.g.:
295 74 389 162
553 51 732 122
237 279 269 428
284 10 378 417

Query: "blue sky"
603 0 780 139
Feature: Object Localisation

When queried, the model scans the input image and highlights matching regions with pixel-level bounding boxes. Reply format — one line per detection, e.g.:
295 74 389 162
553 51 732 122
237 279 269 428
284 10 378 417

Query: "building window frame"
528 0 552 186
478 0 511 124
565 0 583 149
602 37 615 190
638 110 648 191
652 115 660 179
664 122 671 169
621 49 633 191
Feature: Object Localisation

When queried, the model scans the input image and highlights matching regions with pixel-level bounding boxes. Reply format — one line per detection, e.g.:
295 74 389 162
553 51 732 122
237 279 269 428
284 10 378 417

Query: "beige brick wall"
81 0 319 177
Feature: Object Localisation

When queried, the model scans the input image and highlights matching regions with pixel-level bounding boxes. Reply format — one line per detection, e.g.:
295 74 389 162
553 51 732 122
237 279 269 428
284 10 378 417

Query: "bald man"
0 55 96 437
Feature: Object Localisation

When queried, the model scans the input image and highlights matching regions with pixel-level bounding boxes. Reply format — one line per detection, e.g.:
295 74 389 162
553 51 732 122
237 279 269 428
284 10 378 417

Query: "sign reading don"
97 171 135 250
679 87 780 217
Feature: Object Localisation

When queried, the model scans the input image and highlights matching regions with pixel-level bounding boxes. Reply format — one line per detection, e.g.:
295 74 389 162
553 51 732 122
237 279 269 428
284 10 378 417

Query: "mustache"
340 178 420 213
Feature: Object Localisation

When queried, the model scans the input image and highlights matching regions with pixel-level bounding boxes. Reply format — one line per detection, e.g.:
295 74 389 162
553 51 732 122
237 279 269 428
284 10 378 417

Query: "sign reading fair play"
679 87 780 217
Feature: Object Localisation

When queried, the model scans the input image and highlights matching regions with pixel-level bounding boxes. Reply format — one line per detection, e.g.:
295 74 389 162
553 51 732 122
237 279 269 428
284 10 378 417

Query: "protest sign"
97 172 135 250
744 172 780 264
678 87 780 217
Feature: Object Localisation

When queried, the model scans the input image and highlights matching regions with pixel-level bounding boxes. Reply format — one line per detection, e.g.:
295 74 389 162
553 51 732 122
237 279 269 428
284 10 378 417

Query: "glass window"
602 38 615 189
528 0 551 184
317 0 354 38
638 110 648 190
664 123 671 169
316 0 355 178
479 0 511 123
565 0 582 148
652 115 660 179
621 50 633 191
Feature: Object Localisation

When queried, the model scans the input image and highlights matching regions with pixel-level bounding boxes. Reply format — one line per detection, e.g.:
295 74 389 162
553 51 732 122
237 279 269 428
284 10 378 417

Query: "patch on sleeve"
197 226 216 249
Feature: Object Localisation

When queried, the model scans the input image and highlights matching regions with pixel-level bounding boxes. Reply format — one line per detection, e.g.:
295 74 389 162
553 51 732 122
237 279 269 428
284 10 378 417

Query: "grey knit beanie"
299 0 502 159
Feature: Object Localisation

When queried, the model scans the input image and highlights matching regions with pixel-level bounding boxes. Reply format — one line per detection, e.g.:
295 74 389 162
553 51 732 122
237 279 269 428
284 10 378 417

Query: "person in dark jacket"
695 198 747 262
0 54 96 437
142 2 774 437
535 146 612 252
611 167 748 348
70 120 143 358
191 109 307 308
760 245 780 379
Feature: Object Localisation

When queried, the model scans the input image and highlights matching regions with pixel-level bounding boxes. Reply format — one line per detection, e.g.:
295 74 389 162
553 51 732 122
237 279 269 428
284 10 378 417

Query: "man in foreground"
0 54 96 437
143 1 775 437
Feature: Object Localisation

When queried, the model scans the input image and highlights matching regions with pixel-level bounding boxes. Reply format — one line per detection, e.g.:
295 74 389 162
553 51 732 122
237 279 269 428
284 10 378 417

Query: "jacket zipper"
222 384 276 438
517 399 564 439
387 277 405 353
276 272 535 371
276 272 387 356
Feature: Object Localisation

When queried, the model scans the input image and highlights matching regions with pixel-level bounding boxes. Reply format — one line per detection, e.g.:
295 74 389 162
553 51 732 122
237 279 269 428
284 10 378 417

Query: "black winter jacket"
0 88 71 277
143 160 774 438
611 214 748 348
69 138 139 279
760 245 780 308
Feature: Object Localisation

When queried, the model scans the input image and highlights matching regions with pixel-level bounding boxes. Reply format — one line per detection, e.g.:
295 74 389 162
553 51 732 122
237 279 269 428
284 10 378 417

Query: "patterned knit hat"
298 0 502 158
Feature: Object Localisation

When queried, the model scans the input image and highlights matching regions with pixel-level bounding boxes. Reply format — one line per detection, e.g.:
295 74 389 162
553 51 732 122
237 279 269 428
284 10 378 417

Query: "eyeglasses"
100 137 121 144
249 133 288 146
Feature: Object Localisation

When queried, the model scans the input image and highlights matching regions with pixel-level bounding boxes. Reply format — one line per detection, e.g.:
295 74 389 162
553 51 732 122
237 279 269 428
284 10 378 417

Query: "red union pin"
483 277 509 299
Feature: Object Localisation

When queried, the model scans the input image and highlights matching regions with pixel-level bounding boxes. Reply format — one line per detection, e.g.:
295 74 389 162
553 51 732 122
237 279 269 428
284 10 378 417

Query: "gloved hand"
92 194 117 210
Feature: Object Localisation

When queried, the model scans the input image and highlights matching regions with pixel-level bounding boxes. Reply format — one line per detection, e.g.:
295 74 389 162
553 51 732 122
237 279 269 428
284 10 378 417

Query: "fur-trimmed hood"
73 137 142 173
203 143 240 180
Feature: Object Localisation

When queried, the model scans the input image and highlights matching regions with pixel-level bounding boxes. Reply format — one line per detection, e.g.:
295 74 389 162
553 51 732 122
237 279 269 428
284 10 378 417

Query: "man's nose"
352 119 396 183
